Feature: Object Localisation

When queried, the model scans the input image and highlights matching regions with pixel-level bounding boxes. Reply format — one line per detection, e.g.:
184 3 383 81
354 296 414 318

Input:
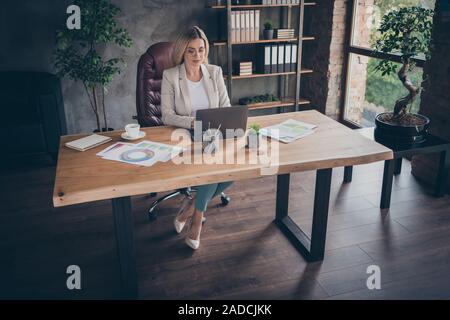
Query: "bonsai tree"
54 0 132 132
373 6 433 124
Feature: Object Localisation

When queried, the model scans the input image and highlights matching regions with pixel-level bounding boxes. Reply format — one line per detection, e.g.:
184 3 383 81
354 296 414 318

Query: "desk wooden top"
53 110 393 207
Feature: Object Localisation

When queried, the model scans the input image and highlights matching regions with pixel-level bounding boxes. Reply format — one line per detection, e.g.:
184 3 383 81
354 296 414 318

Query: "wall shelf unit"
211 36 314 46
207 0 315 112
206 2 316 9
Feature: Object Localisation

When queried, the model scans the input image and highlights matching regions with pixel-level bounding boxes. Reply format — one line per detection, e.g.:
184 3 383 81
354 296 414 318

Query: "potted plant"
54 0 132 132
263 21 274 40
372 6 433 144
247 123 261 150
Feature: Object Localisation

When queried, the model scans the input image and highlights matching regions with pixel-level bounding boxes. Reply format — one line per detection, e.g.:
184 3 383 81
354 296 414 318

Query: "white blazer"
161 62 231 129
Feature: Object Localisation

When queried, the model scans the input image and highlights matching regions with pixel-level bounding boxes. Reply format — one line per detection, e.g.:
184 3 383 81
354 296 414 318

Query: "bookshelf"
211 36 314 46
206 2 316 9
207 0 315 111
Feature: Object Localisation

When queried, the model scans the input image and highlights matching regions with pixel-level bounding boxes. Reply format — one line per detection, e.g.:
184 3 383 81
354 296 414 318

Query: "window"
342 0 435 127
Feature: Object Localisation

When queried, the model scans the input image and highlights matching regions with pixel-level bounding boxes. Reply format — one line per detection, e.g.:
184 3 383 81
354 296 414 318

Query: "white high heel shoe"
174 196 193 234
185 236 200 250
185 217 202 250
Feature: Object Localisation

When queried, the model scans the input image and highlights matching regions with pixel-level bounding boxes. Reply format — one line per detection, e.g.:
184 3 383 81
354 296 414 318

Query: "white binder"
249 10 255 41
271 45 278 73
235 11 241 43
278 44 284 73
231 11 236 43
240 10 245 42
255 10 260 41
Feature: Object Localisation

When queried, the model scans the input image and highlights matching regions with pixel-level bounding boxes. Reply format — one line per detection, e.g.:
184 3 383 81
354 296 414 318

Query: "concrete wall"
0 0 217 133
0 0 334 134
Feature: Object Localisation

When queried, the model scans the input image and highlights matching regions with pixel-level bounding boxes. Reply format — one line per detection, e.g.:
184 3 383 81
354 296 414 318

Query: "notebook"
65 134 112 152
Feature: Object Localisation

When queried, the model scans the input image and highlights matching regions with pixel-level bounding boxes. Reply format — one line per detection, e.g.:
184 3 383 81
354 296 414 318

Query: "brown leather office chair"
136 42 230 220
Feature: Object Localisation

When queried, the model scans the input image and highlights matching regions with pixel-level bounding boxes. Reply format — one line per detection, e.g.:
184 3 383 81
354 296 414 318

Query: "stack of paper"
259 119 317 143
96 140 184 167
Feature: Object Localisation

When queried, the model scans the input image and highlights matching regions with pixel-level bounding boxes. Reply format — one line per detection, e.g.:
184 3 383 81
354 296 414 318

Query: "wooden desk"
53 110 393 298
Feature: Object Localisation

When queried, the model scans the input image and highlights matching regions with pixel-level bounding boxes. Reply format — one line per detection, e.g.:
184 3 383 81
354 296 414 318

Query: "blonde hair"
172 26 209 66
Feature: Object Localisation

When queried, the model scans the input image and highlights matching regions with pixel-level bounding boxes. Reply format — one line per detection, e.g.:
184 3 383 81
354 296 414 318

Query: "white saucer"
121 131 146 140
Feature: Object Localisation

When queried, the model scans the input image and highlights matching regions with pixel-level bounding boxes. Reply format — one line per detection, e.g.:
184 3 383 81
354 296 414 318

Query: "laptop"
190 105 248 142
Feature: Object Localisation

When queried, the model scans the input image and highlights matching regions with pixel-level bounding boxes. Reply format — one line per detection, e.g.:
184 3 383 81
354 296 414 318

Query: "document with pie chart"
97 140 184 167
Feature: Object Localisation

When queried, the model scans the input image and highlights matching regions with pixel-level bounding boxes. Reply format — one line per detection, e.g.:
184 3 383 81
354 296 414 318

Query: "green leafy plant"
249 123 261 135
239 94 279 105
372 6 433 120
54 0 132 132
264 21 273 30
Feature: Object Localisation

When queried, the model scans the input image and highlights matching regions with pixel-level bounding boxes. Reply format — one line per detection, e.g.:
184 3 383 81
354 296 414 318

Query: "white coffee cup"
125 123 140 138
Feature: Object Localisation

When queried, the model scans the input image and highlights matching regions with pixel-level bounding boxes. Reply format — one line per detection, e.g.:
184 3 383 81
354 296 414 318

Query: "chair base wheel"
221 195 230 206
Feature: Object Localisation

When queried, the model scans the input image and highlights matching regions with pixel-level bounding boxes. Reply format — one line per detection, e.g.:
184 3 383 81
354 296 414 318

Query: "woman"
161 26 232 250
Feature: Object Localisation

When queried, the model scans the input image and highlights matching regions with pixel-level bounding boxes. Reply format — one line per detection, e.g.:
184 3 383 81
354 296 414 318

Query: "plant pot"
247 133 261 149
263 29 274 40
374 112 430 145
94 127 114 133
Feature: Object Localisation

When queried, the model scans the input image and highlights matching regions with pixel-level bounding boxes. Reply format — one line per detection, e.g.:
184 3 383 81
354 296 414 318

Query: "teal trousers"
195 182 233 212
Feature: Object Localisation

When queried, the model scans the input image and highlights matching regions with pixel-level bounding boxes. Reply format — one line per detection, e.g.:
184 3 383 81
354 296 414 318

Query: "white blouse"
187 76 210 117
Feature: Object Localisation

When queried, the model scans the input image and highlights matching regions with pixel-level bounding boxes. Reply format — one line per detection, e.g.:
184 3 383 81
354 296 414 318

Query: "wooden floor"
1 158 450 299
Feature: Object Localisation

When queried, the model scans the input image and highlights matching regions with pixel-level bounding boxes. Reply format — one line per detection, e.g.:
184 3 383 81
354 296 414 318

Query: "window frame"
339 0 428 129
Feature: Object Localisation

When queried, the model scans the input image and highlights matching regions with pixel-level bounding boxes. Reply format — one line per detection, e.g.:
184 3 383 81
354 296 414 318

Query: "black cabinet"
0 72 67 164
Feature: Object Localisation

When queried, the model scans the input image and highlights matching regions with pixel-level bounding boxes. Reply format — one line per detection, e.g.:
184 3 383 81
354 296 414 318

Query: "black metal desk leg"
381 159 396 209
343 166 353 183
274 169 333 262
276 174 290 220
394 158 402 175
112 196 138 299
436 150 450 197
309 168 332 261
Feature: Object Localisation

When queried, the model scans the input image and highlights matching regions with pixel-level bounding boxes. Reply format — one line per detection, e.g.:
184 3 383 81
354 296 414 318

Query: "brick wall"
326 0 349 119
302 0 350 119
302 1 335 116
411 3 450 189
302 0 373 121
345 0 374 124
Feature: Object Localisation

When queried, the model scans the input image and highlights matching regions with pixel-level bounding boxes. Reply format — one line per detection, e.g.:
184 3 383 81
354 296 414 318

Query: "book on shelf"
65 134 112 152
275 29 295 39
234 61 253 76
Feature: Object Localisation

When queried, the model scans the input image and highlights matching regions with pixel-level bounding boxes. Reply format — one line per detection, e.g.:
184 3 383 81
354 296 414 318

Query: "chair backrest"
136 42 175 127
